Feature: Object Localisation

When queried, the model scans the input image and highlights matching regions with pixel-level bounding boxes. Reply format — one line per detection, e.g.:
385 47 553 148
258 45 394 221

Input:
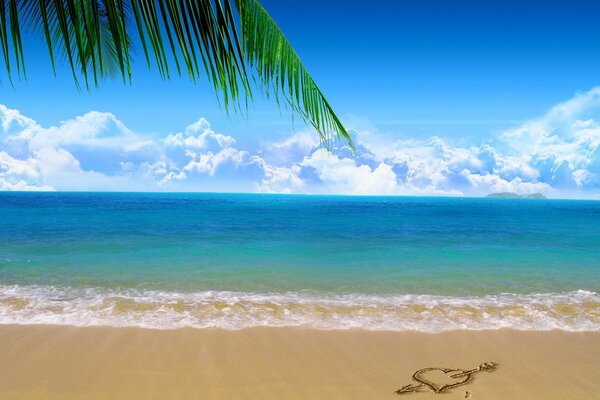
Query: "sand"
1 325 599 399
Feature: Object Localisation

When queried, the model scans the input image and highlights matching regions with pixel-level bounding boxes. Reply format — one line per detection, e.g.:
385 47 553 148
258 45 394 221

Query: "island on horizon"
486 192 547 199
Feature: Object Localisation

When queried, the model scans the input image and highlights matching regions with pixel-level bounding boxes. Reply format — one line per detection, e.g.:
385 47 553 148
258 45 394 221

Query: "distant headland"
486 192 546 199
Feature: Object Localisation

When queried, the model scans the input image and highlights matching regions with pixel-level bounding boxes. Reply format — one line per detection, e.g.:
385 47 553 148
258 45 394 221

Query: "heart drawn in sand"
412 367 472 393
395 362 496 395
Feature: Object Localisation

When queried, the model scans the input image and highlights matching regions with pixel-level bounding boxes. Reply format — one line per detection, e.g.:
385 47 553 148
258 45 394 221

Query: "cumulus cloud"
0 105 258 191
1 87 600 198
500 89 600 192
256 88 600 198
301 149 398 195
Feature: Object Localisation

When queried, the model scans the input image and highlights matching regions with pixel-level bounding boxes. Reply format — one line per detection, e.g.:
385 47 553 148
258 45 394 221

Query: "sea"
1 192 599 332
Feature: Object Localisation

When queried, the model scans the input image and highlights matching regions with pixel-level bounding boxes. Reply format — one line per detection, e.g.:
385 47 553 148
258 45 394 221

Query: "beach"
1 193 599 398
1 325 599 399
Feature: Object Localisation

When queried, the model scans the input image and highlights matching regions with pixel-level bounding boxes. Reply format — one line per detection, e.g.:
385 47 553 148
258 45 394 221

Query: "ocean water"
1 192 599 332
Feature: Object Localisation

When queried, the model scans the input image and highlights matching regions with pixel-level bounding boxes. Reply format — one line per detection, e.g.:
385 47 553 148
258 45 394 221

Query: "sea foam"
0 285 598 332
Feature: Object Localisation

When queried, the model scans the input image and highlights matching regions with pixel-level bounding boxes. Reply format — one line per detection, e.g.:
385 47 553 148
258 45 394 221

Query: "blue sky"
1 0 600 197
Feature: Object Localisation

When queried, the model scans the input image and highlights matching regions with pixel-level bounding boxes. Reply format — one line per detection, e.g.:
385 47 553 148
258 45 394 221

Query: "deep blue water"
2 192 599 294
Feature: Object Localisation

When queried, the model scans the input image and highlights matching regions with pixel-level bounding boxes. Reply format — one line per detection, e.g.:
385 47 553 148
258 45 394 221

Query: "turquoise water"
1 193 599 331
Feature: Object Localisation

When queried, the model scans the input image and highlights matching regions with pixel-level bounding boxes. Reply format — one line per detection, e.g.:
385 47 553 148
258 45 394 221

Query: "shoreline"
2 285 598 331
1 325 599 399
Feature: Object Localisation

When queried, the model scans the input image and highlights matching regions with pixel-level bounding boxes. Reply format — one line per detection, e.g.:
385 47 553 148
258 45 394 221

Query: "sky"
1 0 600 198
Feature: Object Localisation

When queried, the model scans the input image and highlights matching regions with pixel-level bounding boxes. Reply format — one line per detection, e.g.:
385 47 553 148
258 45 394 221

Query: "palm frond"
234 0 352 148
0 0 351 148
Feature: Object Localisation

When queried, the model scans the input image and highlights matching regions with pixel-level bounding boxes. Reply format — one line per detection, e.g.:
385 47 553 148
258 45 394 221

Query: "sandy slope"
1 325 599 399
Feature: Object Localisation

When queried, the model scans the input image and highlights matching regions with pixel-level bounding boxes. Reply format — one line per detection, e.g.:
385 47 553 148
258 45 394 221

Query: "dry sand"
1 325 599 399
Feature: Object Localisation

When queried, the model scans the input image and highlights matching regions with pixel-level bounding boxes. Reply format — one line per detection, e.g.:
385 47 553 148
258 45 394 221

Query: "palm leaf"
234 0 352 148
0 0 351 148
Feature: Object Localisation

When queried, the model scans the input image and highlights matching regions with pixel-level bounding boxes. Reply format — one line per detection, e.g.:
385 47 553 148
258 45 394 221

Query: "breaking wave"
1 285 598 332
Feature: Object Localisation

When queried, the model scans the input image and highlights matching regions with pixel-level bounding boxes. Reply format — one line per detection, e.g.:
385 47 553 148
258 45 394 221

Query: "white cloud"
1 87 600 197
183 147 249 176
165 117 236 150
254 159 306 194
499 89 600 193
0 108 263 191
0 150 53 191
301 149 398 195
254 88 600 198
262 131 320 166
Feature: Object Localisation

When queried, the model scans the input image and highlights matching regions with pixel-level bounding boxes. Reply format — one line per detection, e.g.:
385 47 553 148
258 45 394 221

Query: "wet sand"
1 325 599 399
